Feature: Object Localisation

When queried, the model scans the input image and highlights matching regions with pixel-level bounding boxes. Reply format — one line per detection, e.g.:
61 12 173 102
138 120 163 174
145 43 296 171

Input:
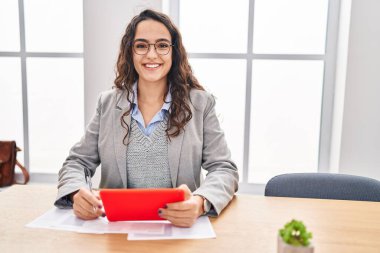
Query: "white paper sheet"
26 208 216 240
127 216 216 240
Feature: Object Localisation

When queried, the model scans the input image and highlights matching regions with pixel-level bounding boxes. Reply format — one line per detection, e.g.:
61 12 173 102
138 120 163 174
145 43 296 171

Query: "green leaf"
279 219 313 247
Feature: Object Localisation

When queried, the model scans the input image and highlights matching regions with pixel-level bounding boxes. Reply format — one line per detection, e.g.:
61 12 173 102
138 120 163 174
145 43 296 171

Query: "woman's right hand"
71 187 104 220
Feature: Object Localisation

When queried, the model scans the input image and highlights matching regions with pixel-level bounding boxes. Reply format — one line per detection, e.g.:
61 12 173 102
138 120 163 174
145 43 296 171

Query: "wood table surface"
1 185 380 253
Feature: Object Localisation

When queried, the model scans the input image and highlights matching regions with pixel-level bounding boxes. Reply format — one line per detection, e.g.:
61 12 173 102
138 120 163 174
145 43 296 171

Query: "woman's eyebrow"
134 38 171 43
155 38 171 43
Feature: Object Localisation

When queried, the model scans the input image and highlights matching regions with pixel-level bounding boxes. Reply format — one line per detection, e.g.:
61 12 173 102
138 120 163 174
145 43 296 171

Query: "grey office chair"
265 173 380 202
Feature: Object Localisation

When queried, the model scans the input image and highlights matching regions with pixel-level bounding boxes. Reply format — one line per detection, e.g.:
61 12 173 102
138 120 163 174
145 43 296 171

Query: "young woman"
55 9 238 228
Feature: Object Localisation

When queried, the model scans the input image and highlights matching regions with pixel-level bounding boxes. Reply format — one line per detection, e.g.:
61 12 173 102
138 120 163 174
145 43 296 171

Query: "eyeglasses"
133 41 173 55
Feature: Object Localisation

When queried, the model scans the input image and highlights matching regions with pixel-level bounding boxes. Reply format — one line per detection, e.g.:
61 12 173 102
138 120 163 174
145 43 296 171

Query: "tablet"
99 188 185 221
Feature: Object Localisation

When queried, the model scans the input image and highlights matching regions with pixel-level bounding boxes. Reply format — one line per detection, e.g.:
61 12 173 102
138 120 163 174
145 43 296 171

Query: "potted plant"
278 219 314 253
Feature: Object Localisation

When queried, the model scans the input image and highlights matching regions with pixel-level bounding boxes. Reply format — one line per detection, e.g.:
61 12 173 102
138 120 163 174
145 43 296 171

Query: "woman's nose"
146 44 158 58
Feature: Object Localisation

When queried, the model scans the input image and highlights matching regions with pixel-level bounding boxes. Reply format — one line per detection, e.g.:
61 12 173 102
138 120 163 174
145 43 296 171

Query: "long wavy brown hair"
114 9 204 143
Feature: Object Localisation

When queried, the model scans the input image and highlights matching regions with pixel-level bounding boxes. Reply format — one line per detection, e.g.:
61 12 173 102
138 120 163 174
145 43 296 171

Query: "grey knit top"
126 118 172 188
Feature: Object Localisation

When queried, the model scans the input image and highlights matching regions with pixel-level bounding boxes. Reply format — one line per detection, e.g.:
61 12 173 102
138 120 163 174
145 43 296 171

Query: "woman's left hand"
158 184 204 227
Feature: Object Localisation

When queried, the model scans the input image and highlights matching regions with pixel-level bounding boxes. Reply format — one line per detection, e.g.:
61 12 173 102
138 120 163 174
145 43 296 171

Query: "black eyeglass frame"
132 41 174 55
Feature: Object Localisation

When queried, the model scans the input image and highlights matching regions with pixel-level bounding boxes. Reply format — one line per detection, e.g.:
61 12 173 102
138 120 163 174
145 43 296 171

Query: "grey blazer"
55 88 239 215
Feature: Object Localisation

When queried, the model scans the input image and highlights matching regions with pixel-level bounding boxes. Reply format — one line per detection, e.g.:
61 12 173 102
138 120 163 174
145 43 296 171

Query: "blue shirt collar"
131 82 172 127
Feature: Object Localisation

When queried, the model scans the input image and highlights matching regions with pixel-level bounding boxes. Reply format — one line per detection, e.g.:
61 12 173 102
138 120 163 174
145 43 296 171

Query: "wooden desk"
1 185 380 253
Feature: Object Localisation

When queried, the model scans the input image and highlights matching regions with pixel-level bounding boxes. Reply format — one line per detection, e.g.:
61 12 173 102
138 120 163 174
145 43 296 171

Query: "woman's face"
132 20 173 85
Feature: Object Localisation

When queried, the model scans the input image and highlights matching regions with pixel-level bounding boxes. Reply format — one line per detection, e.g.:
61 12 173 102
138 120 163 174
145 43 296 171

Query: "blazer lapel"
113 90 131 188
168 130 185 187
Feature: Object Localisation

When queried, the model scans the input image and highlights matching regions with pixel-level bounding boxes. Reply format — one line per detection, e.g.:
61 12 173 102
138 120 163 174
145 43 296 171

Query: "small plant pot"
278 235 314 253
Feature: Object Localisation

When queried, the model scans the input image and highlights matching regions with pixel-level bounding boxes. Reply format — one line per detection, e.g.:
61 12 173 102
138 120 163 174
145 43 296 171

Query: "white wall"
329 0 352 173
83 0 162 185
337 0 380 179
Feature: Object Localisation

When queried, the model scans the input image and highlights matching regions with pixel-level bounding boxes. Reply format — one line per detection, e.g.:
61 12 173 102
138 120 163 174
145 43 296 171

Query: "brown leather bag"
0 141 30 187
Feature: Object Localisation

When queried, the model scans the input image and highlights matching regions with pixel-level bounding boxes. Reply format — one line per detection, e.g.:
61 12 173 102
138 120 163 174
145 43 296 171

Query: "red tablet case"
99 188 185 221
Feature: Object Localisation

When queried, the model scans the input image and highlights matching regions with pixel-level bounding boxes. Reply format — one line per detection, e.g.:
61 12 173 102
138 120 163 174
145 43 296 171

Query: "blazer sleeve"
54 94 102 208
193 93 239 215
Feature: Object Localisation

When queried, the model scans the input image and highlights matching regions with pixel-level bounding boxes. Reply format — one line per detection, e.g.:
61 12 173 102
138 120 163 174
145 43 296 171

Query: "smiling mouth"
143 63 162 69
